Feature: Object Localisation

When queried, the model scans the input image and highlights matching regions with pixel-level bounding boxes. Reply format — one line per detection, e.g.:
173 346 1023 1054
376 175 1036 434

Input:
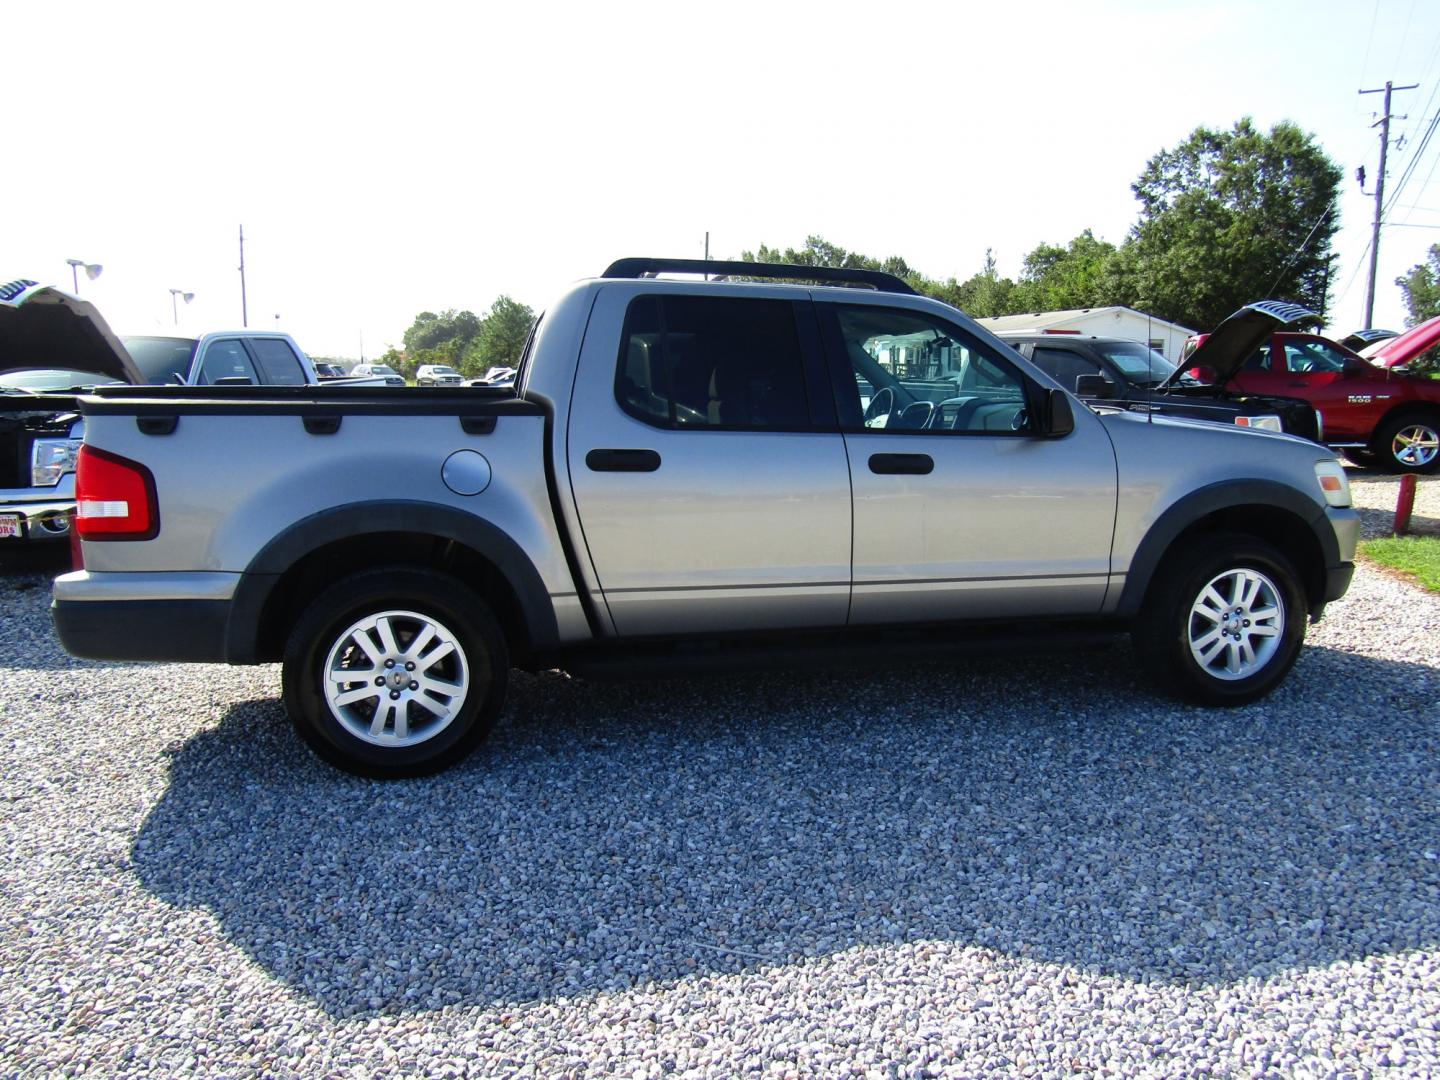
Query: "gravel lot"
1 480 1437 1077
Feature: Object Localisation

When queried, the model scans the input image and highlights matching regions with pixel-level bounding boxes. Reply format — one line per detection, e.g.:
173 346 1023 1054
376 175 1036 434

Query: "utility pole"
237 224 249 328
704 231 710 281
1359 80 1418 328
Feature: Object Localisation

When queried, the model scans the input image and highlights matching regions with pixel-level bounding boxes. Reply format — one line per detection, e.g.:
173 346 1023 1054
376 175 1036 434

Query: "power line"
1266 197 1338 298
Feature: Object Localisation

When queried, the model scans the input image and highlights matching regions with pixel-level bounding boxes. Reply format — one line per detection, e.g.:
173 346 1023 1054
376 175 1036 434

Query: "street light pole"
169 288 195 325
64 258 103 294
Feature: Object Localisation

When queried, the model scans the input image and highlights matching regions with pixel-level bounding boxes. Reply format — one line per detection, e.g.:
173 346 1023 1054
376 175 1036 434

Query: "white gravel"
0 544 1437 1077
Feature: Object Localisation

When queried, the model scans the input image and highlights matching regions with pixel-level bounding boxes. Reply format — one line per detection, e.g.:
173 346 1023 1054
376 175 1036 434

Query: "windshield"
122 336 199 384
372 365 398 376
430 366 457 375
1095 342 1185 387
0 368 125 391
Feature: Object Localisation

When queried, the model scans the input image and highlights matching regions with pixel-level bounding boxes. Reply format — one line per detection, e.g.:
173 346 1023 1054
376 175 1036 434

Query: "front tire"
1375 413 1440 474
1134 533 1307 706
282 567 508 778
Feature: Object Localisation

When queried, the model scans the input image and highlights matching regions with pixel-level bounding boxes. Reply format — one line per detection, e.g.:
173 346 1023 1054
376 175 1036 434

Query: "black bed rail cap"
601 257 917 296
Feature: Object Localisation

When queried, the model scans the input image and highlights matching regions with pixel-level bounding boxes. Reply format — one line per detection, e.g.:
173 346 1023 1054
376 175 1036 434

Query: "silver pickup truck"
1 280 347 545
51 259 1359 777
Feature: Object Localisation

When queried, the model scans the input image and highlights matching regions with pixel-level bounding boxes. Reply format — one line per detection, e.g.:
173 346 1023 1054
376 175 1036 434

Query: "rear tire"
1134 532 1306 706
1375 412 1440 474
281 567 508 778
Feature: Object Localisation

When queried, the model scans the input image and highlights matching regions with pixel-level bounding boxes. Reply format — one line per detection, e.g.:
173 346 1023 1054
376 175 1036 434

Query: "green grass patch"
1359 535 1440 592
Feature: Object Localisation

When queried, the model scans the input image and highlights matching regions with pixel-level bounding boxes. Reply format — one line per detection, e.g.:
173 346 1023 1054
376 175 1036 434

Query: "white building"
976 307 1197 362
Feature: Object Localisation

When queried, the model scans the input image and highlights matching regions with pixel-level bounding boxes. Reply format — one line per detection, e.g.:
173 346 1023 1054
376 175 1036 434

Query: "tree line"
746 118 1343 334
378 295 537 380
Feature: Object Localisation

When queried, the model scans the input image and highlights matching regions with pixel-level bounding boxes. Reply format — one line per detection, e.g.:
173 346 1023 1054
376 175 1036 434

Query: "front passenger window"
831 306 1032 434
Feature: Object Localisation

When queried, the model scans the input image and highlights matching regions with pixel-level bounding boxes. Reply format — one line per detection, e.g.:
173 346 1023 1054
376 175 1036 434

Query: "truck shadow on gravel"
131 644 1439 1018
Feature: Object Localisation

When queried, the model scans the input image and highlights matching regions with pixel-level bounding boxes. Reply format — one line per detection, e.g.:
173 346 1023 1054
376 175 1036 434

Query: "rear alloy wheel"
282 568 508 777
1376 413 1440 474
1135 533 1306 706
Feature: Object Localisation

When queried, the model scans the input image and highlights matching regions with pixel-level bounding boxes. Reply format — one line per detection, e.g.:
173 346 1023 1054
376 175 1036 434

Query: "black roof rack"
601 257 917 296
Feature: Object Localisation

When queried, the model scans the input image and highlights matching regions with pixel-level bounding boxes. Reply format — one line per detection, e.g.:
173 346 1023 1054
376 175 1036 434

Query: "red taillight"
75 446 159 541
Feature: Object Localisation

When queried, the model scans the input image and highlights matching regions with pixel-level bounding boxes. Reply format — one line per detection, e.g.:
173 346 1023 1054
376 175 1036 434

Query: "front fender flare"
1114 480 1336 617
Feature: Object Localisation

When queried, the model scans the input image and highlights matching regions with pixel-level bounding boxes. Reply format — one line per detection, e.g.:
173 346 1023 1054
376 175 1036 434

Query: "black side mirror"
1042 388 1074 438
1075 373 1114 399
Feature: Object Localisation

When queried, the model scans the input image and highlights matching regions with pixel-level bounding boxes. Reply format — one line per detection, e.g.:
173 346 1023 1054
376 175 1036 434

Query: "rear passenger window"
197 340 260 385
249 338 308 385
617 295 810 430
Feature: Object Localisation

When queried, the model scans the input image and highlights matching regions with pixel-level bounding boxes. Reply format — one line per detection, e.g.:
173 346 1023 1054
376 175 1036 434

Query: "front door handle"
586 448 662 472
869 453 934 475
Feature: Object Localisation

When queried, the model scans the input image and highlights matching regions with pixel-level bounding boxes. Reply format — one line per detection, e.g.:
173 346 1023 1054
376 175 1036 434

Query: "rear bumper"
0 495 75 542
51 570 240 662
54 597 232 661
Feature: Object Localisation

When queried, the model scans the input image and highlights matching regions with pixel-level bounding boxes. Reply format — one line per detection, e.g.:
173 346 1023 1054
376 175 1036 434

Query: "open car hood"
0 280 143 385
1362 314 1440 368
1158 300 1318 390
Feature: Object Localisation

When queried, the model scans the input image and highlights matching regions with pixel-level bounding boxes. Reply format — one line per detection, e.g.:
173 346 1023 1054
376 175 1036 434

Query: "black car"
998 301 1322 442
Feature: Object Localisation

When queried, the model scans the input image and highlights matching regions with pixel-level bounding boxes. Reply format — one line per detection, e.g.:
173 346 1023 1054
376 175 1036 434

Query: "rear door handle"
869 453 934 475
586 448 662 472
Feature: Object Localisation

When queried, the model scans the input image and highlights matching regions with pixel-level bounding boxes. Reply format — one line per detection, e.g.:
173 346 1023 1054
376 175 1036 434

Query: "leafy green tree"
465 295 537 374
1397 244 1440 326
402 309 483 355
1116 118 1341 329
944 249 1017 317
1009 230 1119 313
743 236 915 280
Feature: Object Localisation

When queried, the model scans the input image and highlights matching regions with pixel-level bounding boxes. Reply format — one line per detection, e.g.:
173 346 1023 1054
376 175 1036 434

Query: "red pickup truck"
1184 328 1440 473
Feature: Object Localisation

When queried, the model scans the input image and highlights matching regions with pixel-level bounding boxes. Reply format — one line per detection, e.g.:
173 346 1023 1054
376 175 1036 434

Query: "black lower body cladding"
52 598 231 662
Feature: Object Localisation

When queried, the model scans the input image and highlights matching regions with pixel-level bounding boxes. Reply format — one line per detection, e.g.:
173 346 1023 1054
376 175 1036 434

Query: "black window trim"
815 302 1046 438
611 293 834 434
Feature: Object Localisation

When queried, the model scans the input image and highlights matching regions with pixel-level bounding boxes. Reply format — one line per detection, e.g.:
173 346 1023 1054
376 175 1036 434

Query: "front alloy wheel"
1186 568 1284 682
1135 532 1306 706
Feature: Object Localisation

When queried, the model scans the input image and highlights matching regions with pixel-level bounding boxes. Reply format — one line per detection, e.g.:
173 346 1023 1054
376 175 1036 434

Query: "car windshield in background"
1096 342 1184 387
430 366 458 375
0 368 124 391
372 365 399 377
123 336 199 384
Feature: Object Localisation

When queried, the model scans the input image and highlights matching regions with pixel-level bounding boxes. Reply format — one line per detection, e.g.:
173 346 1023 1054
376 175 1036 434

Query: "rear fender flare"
225 500 558 661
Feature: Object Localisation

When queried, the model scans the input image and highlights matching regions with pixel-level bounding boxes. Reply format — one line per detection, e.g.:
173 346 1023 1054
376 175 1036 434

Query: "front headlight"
1234 414 1283 433
1314 460 1352 508
31 437 81 486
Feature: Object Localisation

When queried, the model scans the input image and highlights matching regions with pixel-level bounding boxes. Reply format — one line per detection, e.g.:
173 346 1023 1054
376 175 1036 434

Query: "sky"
6 0 1440 359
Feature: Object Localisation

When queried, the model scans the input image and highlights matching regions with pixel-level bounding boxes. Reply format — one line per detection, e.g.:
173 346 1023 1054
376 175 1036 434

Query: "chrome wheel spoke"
417 640 456 672
1198 635 1227 665
333 685 381 708
351 627 384 667
375 615 401 657
405 624 437 660
369 699 396 738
